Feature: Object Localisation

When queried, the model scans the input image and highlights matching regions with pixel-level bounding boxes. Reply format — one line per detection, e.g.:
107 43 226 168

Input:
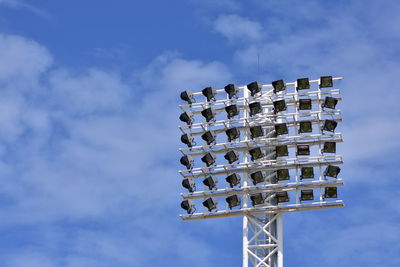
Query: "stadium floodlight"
276 169 290 181
224 83 239 99
179 111 193 125
299 121 313 133
322 142 336 153
182 178 196 193
180 90 194 104
202 86 217 102
201 152 216 167
322 120 338 132
275 123 288 136
322 96 338 109
180 155 193 170
181 200 195 214
201 108 216 122
203 197 218 212
225 104 240 119
249 147 264 161
201 131 216 145
226 195 241 209
203 176 218 190
180 133 194 148
250 193 265 206
276 192 289 203
320 76 333 88
276 145 288 157
249 102 262 116
250 125 264 139
225 127 240 142
272 80 286 93
296 78 310 90
250 171 265 185
299 99 312 110
226 173 241 187
324 187 338 198
273 100 287 113
324 165 341 178
297 145 310 156
247 81 262 96
178 77 345 267
300 167 314 179
300 190 314 201
224 150 239 164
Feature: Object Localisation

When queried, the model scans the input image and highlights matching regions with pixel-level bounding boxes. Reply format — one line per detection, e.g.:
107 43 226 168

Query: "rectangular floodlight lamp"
224 83 239 99
226 127 240 142
324 165 341 178
203 176 217 190
249 147 264 161
323 142 336 153
247 81 262 96
202 86 217 102
249 102 262 116
179 111 193 125
276 169 290 181
250 171 265 185
182 178 196 193
299 121 313 133
272 80 286 93
201 131 215 145
296 78 310 90
181 200 195 214
225 104 240 119
320 76 333 88
180 90 194 104
250 125 264 139
224 150 239 164
201 108 215 122
226 173 241 187
180 133 194 148
203 197 218 212
300 189 314 201
301 167 314 179
299 99 312 110
275 123 288 136
324 187 338 198
276 192 289 203
201 152 216 167
276 145 288 157
226 195 241 209
273 100 287 113
297 145 310 156
322 96 338 109
180 155 193 170
322 120 338 132
250 193 265 206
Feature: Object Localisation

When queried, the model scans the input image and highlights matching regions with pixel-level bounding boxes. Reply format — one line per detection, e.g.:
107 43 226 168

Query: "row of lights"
179 96 338 125
181 165 341 193
180 141 337 170
181 119 338 148
180 76 335 104
181 187 338 214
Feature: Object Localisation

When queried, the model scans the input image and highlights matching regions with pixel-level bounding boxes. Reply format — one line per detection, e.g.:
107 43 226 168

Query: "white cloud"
214 14 263 42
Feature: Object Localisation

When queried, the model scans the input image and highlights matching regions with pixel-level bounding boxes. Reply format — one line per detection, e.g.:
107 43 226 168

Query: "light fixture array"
178 76 344 220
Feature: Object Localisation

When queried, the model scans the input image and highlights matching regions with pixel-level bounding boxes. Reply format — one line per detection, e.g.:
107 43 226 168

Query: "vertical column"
277 214 284 267
242 84 249 267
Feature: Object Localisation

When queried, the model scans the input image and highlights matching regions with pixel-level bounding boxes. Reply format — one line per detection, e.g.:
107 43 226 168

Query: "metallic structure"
178 76 344 267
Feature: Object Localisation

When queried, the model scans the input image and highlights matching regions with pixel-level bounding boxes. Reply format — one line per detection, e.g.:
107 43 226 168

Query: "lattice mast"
178 77 344 267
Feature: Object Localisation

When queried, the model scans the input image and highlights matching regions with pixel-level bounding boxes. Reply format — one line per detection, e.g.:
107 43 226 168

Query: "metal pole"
277 214 283 267
243 84 249 267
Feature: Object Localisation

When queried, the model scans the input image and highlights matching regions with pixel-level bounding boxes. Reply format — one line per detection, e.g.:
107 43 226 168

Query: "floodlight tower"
178 76 344 267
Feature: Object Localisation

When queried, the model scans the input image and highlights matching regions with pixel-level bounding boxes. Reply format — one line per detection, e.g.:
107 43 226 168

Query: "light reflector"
202 86 217 102
249 147 264 161
322 96 338 109
180 155 193 170
203 197 218 212
275 123 288 136
179 111 193 125
226 173 241 187
250 171 264 185
299 121 312 133
224 83 239 99
300 189 314 201
181 133 194 148
226 195 241 209
323 142 336 153
276 145 288 157
201 108 215 122
203 176 217 190
224 150 239 164
320 76 333 88
250 126 264 139
300 167 314 179
297 145 310 156
250 193 265 206
247 81 262 96
276 192 289 203
182 178 196 193
180 90 193 104
201 152 216 167
324 187 338 198
272 80 286 93
324 165 341 178
322 120 338 132
226 127 240 142
249 102 262 116
225 104 239 119
299 99 312 110
201 131 215 145
276 169 290 181
273 100 287 113
296 78 310 90
181 200 195 214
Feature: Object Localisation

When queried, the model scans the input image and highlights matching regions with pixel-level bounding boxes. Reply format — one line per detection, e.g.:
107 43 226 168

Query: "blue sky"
0 0 398 266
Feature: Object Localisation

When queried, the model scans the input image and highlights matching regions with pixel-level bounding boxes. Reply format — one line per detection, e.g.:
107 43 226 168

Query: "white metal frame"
178 77 344 267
